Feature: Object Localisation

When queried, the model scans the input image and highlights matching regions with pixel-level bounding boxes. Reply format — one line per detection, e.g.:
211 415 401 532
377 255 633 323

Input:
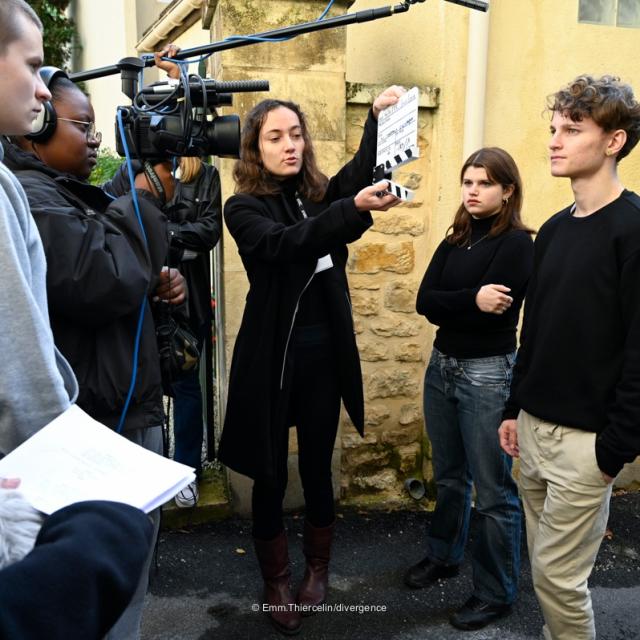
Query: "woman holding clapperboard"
219 87 403 634
407 147 534 631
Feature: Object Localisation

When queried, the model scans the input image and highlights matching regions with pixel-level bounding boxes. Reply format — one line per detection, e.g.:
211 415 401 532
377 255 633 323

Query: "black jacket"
0 501 152 640
3 141 168 433
218 110 378 481
164 162 222 332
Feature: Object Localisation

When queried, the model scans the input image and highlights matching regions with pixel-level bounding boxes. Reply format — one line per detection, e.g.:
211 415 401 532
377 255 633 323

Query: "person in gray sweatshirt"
0 0 77 457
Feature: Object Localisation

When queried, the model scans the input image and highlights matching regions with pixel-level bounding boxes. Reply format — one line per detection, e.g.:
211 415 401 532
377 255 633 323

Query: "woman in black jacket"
153 50 222 507
220 88 403 634
2 70 182 640
407 148 534 631
164 157 222 508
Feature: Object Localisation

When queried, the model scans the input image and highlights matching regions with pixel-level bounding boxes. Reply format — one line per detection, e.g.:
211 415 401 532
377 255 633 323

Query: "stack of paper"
0 405 196 514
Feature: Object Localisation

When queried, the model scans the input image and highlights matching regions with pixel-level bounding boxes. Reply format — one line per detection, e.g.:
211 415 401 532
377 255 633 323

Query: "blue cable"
317 0 336 20
115 108 150 433
117 109 148 244
141 0 336 66
223 34 291 44
223 0 335 45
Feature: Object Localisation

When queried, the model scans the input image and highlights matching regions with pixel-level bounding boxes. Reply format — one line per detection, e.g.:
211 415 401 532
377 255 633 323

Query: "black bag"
153 301 200 396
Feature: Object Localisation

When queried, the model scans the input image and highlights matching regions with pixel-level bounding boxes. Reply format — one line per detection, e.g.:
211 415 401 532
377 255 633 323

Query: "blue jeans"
172 366 204 475
424 348 521 605
171 325 207 475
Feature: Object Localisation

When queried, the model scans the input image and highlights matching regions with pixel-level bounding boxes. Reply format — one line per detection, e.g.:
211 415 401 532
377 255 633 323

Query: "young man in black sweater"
499 75 640 640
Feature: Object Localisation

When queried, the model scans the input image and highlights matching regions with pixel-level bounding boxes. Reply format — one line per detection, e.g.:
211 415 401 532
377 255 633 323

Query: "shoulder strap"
142 161 165 204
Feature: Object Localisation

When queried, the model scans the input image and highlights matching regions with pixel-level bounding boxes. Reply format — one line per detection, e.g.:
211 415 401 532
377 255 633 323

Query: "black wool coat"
219 110 379 481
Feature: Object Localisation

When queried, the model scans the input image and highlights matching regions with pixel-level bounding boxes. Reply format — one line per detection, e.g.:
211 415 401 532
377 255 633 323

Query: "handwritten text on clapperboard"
376 86 419 171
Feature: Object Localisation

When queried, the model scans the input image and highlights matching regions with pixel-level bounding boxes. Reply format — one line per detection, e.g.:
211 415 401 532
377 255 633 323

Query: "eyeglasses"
57 118 102 144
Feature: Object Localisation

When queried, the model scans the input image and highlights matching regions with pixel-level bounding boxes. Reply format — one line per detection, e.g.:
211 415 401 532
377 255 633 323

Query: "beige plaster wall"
348 0 640 256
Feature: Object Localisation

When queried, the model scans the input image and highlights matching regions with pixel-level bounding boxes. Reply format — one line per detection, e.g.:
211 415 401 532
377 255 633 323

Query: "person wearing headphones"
154 45 223 508
1 67 182 639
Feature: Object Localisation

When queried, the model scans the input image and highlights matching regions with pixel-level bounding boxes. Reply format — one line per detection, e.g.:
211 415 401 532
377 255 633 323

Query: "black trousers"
252 324 341 540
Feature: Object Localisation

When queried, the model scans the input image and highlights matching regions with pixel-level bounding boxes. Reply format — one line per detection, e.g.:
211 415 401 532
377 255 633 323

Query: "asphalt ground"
141 490 640 639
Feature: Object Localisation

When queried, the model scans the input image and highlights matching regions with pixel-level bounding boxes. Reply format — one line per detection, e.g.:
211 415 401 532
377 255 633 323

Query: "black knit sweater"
416 214 534 358
503 190 640 477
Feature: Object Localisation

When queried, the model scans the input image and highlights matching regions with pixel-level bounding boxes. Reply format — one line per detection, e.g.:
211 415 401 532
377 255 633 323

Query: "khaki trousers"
517 411 612 640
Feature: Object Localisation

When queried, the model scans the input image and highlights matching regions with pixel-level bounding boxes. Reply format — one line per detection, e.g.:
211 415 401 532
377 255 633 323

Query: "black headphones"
26 66 70 143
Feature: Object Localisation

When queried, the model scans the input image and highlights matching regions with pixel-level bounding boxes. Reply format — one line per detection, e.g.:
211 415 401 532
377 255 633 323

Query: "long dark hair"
447 147 533 246
233 99 328 201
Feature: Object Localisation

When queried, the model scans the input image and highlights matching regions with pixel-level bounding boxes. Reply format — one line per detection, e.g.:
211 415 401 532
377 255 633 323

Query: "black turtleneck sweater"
416 215 534 358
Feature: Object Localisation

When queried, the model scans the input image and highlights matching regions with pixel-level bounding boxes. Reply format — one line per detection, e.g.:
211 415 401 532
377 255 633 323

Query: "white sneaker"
174 481 199 508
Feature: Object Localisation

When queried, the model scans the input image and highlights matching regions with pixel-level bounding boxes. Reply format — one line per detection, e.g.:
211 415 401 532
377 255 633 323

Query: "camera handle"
70 0 487 83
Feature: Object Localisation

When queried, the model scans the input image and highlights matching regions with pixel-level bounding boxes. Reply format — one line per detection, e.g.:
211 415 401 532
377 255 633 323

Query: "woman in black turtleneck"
407 148 534 632
219 89 402 635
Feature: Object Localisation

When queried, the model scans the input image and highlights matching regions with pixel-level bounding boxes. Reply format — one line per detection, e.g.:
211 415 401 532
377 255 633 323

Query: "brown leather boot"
296 520 334 614
253 530 302 635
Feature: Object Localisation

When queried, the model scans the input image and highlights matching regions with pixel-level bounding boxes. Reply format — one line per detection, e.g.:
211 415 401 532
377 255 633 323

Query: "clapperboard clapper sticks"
373 86 419 201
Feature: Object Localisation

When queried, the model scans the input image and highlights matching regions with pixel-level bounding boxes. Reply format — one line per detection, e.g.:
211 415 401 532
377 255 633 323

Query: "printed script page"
0 405 195 514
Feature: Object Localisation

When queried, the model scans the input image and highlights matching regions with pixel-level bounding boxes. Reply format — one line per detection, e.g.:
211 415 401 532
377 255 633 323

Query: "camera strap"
143 161 166 203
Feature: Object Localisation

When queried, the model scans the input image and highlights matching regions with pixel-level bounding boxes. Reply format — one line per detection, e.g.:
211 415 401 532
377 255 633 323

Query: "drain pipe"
462 3 491 159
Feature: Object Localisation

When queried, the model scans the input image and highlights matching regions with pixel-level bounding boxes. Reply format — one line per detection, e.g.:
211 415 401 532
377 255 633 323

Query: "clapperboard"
373 86 419 201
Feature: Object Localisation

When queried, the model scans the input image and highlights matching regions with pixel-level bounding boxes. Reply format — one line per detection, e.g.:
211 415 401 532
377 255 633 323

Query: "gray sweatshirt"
0 142 77 455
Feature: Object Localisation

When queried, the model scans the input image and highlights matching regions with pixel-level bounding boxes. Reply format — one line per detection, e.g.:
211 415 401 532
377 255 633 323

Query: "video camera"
114 57 269 160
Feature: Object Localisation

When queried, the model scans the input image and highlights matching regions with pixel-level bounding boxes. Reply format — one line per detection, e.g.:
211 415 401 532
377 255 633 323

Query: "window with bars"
579 0 640 27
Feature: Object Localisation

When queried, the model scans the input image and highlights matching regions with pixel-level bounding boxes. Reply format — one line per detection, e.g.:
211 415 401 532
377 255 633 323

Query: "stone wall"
339 92 438 507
